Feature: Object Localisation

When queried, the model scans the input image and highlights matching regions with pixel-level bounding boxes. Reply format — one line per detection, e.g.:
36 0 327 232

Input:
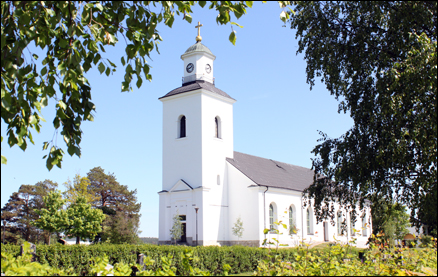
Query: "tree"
232 216 244 243
87 166 141 244
289 2 437 231
169 212 183 245
371 199 410 246
101 211 142 244
1 1 256 170
34 190 69 245
63 174 98 205
64 196 105 244
1 180 58 244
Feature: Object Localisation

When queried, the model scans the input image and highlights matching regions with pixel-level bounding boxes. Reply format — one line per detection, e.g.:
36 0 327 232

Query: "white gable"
169 179 193 193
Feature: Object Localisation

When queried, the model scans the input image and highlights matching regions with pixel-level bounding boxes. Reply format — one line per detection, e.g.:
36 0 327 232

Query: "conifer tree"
87 167 141 244
1 180 58 244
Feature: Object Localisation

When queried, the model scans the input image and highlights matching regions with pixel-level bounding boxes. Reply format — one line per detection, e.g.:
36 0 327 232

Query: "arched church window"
307 207 313 235
337 211 343 235
269 204 275 231
289 205 297 235
179 115 186 138
215 116 221 139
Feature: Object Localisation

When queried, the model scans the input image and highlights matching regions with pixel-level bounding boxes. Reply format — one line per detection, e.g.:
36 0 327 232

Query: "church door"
178 215 187 243
181 223 187 243
323 222 329 242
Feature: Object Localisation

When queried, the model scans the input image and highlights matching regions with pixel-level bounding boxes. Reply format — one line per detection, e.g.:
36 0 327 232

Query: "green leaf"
199 1 207 8
136 77 143 88
58 100 67 110
98 62 105 74
184 13 192 23
231 22 244 28
229 31 236 46
246 1 254 8
29 115 37 125
280 11 288 23
41 67 47 76
1 155 6 165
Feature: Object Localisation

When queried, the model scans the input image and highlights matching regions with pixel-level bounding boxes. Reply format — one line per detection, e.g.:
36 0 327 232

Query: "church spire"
195 21 203 42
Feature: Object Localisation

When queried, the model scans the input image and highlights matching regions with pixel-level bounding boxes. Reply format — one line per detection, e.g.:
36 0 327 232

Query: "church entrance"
323 222 329 242
178 215 187 243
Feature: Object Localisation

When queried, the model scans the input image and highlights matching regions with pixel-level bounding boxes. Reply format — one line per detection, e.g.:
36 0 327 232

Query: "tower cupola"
181 22 216 85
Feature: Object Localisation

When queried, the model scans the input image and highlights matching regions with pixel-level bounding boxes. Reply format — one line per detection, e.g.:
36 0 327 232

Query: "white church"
158 24 372 248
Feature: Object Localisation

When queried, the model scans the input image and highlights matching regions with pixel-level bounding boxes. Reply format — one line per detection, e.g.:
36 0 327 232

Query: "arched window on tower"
179 115 186 138
215 116 221 139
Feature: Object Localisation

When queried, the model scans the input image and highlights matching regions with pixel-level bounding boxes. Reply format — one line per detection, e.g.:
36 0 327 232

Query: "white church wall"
262 188 305 247
199 92 235 245
260 189 373 247
226 162 261 246
158 189 203 245
161 92 203 191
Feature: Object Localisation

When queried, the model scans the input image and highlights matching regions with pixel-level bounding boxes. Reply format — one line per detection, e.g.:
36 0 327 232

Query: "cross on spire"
195 21 203 42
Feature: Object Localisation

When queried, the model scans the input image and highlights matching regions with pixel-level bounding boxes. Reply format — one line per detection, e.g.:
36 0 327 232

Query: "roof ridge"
233 151 311 171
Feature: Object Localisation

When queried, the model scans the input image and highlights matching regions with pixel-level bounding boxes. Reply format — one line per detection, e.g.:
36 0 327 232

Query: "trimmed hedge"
1 243 364 275
2 244 273 275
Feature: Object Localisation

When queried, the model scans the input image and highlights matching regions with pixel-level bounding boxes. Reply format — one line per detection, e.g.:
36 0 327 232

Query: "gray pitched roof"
159 80 234 100
226 152 315 192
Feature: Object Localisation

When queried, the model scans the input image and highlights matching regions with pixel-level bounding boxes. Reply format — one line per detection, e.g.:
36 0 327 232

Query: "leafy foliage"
288 1 437 230
371 199 411 246
64 196 105 244
0 1 258 170
34 190 69 245
2 237 437 276
170 212 183 245
1 241 67 276
232 216 244 241
1 180 58 244
63 174 98 206
254 234 437 276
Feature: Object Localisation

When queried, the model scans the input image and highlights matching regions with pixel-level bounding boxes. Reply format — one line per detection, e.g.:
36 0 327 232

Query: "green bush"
2 237 437 276
420 235 435 248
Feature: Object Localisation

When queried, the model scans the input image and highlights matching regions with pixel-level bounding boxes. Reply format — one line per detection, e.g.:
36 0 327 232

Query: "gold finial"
195 21 203 42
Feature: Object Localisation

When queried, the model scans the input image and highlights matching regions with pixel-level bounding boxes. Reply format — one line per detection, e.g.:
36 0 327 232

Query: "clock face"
205 64 211 74
186 63 194 73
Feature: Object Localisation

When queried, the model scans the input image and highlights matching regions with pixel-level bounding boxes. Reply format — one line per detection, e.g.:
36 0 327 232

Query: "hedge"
1 243 367 276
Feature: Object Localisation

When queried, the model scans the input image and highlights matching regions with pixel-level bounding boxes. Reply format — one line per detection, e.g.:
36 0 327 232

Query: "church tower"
158 23 236 245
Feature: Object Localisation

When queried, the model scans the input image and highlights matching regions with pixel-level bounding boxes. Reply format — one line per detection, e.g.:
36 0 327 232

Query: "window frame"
215 116 221 139
178 115 186 138
306 207 313 235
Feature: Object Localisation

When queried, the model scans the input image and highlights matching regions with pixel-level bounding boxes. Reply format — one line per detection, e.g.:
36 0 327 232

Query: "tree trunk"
76 236 80 244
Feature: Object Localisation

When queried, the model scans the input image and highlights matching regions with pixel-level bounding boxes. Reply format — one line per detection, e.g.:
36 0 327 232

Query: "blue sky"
1 2 353 238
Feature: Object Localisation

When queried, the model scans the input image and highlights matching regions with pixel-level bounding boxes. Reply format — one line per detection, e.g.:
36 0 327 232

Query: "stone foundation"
158 240 261 247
